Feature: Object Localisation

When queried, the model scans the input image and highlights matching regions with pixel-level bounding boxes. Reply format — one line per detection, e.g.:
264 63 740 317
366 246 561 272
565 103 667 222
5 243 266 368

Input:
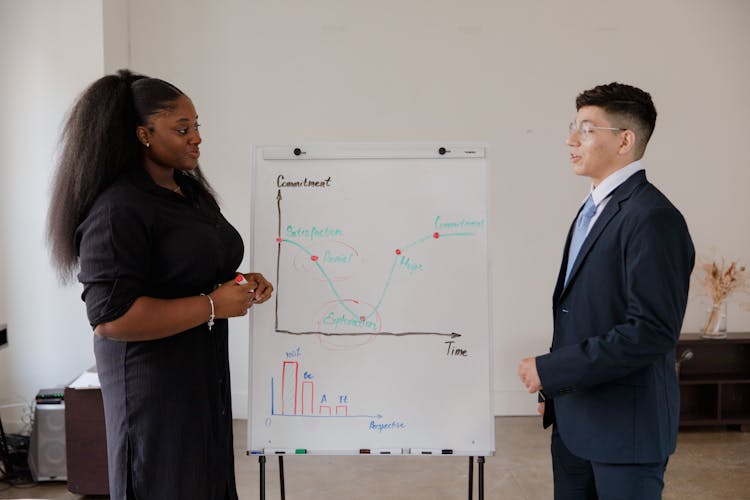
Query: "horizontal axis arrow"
275 329 461 338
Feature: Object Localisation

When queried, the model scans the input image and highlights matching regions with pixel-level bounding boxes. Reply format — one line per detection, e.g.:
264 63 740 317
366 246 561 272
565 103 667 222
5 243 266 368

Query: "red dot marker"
433 232 440 239
276 237 282 243
395 249 401 255
311 255 318 261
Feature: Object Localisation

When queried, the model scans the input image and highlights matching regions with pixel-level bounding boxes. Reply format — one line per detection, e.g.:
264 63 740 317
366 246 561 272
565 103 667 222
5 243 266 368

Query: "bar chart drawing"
270 358 378 419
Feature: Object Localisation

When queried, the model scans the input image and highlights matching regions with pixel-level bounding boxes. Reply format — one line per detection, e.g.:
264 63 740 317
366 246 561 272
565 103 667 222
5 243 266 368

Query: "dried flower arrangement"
698 257 750 336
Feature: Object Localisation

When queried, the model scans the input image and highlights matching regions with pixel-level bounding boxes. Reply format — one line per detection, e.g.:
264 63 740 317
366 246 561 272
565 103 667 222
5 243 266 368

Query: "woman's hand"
210 276 258 318
242 272 273 304
209 273 273 318
94 273 274 339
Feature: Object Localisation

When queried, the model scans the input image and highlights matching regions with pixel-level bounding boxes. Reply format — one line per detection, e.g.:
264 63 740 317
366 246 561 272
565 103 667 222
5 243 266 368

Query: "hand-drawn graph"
270 352 384 421
278 360 349 416
249 145 495 455
273 189 485 342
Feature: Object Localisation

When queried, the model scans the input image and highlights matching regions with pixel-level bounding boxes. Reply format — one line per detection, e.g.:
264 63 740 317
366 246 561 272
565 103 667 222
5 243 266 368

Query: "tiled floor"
2 417 748 499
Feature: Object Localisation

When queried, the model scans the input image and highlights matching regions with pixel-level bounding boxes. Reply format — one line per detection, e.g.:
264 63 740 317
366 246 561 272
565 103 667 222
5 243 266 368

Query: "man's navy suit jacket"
536 170 695 464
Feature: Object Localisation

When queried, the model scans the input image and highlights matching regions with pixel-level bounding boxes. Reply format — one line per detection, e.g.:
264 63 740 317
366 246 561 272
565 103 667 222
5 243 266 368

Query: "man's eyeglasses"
568 121 626 141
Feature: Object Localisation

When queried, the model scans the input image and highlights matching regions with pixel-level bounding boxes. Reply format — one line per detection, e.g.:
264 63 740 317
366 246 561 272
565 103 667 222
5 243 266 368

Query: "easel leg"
279 455 286 500
468 456 474 500
478 456 485 500
259 455 266 500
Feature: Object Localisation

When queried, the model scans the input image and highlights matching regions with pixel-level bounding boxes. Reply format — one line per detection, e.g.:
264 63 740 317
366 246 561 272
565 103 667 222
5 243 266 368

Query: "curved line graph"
274 189 481 337
280 232 473 321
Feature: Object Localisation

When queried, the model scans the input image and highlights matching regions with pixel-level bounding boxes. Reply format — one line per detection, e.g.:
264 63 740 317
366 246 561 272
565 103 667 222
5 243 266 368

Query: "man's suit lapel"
553 217 577 304
557 171 648 300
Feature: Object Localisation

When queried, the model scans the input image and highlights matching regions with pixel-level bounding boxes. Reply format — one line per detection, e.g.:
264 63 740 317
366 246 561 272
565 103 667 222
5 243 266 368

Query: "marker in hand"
235 274 257 300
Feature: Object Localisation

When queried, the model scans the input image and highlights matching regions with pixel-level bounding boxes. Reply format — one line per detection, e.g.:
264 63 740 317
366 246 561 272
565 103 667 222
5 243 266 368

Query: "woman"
47 69 271 499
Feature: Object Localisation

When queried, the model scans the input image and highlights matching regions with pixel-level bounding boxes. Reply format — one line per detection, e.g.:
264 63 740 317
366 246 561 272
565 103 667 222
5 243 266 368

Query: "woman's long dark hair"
47 69 215 283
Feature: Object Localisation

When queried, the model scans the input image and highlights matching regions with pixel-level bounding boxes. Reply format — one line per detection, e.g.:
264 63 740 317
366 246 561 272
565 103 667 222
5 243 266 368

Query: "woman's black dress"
76 168 243 500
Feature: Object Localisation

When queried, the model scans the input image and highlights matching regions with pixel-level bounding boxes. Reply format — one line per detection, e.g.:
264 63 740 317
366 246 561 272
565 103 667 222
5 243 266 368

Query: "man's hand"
518 357 542 393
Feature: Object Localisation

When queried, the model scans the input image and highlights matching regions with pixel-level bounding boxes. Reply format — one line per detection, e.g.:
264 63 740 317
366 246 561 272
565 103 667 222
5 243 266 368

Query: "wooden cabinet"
677 332 750 430
64 387 109 495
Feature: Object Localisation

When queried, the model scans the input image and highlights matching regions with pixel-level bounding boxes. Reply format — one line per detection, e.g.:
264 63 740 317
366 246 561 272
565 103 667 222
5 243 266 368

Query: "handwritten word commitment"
277 175 332 188
434 215 485 230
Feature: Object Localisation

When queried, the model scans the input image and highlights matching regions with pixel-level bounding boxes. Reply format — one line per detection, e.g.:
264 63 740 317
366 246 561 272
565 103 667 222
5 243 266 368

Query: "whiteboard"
248 143 494 456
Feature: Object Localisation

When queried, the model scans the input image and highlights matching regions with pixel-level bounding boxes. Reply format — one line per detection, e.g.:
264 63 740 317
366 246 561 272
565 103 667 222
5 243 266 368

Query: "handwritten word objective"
369 420 407 433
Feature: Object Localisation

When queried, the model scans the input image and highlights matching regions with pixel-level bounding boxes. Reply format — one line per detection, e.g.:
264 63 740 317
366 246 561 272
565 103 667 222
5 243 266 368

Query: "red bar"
302 381 314 415
281 361 299 415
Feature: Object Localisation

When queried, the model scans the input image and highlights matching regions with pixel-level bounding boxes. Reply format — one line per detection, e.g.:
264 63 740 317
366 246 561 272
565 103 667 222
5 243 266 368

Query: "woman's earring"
146 142 150 148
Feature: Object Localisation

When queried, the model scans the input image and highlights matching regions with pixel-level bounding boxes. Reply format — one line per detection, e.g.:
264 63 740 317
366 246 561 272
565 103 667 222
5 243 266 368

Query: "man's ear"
618 129 636 156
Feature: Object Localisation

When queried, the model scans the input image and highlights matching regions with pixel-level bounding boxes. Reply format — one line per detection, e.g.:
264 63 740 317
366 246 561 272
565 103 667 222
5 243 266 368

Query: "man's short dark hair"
576 82 657 159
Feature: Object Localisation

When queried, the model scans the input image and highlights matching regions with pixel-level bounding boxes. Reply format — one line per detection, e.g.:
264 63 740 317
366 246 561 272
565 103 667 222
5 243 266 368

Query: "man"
518 82 695 499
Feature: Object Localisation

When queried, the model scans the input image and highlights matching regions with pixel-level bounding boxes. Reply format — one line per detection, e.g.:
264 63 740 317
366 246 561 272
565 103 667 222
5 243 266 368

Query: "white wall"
0 0 118 428
0 5 5 334
2 0 749 420
124 0 750 416
102 0 130 74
